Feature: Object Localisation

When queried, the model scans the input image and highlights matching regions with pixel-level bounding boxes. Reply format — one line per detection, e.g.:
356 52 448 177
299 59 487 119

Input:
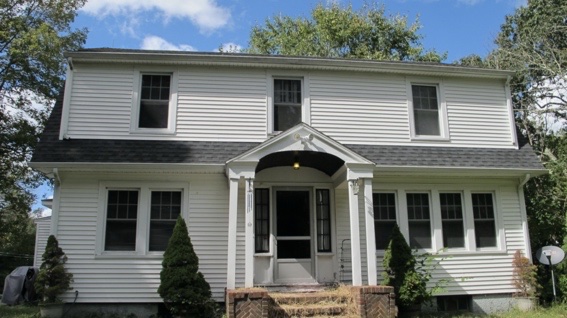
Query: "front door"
275 190 316 283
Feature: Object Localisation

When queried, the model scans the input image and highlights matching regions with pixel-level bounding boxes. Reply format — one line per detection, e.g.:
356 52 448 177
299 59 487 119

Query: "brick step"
270 303 349 317
270 292 350 305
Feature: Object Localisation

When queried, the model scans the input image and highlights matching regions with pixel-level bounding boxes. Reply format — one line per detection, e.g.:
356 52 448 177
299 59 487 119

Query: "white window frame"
406 78 449 141
374 185 505 254
96 181 189 257
130 69 179 135
405 191 436 251
267 72 310 134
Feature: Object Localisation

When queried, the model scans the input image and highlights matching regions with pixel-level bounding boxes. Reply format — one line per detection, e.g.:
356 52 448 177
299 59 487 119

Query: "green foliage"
34 235 73 304
158 217 215 317
512 250 540 298
248 2 445 62
0 0 87 271
382 224 429 310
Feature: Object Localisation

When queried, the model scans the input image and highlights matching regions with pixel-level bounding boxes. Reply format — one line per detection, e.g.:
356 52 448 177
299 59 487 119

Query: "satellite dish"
535 246 565 265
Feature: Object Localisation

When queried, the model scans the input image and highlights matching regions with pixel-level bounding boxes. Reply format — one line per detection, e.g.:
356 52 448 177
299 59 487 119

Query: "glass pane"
375 221 396 250
139 101 169 128
475 220 496 248
274 104 301 131
277 240 310 259
442 220 465 248
149 220 176 251
414 109 440 135
105 220 136 251
277 191 310 236
255 189 270 253
409 221 431 249
316 189 331 252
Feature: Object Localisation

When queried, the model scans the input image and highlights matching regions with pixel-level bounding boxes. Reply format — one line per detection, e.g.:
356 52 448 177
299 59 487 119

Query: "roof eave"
64 50 515 79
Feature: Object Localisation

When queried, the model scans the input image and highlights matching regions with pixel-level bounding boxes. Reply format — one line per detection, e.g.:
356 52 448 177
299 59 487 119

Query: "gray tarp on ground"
1 266 38 305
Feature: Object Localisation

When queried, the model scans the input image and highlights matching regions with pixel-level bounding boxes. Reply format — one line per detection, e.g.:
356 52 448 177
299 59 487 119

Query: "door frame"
272 186 317 283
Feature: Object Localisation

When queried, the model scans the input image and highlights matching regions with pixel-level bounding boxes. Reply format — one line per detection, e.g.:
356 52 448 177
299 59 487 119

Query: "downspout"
50 168 61 236
519 173 531 190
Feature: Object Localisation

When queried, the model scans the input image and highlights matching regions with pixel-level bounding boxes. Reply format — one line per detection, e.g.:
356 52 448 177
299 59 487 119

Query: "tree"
35 235 73 303
248 2 445 62
0 0 87 267
158 217 215 317
485 0 567 302
382 224 429 311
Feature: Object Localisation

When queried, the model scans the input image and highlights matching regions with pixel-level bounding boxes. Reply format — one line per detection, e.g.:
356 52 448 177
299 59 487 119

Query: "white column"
226 178 239 290
348 179 362 286
244 178 255 287
363 178 377 285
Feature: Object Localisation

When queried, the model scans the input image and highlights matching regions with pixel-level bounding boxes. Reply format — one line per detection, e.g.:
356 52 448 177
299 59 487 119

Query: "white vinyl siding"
33 217 52 267
54 173 231 303
63 66 515 148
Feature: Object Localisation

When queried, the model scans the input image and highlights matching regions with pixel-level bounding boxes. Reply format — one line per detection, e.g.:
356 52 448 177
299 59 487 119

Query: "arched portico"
225 124 376 289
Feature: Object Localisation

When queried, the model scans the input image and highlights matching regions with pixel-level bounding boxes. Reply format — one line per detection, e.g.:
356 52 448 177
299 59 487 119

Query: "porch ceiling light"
293 160 300 170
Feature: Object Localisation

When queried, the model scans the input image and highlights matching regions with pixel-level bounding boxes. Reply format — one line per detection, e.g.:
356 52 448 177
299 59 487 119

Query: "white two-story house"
31 49 546 314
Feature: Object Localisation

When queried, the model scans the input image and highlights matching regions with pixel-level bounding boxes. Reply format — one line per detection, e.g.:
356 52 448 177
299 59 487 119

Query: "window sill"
130 128 176 135
410 136 450 142
254 253 273 257
316 252 334 256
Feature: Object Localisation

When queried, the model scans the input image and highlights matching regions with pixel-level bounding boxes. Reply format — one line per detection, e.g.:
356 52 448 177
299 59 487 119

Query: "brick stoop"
226 285 397 318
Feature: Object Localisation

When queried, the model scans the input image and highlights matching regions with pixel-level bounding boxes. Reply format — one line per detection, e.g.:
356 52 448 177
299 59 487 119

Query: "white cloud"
141 36 196 51
82 0 231 33
216 42 243 53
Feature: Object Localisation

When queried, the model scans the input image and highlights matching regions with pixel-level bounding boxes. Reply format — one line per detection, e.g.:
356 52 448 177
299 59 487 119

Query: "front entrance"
274 190 316 283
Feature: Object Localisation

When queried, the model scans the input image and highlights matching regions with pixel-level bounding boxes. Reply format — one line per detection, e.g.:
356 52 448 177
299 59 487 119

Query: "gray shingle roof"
32 94 545 171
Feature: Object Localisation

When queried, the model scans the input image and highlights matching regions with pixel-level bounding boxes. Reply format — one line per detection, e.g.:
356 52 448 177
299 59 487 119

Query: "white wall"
64 64 514 148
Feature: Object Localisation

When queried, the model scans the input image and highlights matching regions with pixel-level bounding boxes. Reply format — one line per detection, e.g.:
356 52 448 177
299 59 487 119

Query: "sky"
32 0 526 214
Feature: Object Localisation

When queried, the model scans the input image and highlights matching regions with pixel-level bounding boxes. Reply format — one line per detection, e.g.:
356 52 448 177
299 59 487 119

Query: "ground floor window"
406 193 432 249
373 193 397 250
99 182 188 255
316 189 331 252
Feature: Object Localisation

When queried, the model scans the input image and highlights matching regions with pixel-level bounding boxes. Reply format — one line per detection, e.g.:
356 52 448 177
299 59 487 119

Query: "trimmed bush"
158 216 214 317
382 224 428 310
34 235 73 303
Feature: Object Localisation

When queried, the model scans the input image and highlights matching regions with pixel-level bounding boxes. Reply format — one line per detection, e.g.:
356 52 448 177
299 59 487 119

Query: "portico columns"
227 178 239 290
346 164 375 287
226 163 256 290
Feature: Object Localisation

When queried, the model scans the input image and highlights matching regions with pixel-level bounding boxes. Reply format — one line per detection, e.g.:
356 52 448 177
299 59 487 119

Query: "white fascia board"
374 166 548 178
29 162 225 174
65 51 515 79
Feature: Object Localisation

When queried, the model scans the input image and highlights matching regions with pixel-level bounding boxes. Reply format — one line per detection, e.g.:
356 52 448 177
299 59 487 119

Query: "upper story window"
131 72 178 134
274 79 302 131
139 74 171 129
408 80 448 140
412 85 440 136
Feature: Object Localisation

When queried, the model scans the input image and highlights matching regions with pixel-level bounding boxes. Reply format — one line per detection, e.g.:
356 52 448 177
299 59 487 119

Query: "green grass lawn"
0 305 39 318
1 303 566 318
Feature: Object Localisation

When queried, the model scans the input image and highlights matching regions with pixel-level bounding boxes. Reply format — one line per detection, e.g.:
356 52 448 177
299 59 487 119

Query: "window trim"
130 70 178 135
96 181 189 257
406 78 449 141
267 72 310 134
